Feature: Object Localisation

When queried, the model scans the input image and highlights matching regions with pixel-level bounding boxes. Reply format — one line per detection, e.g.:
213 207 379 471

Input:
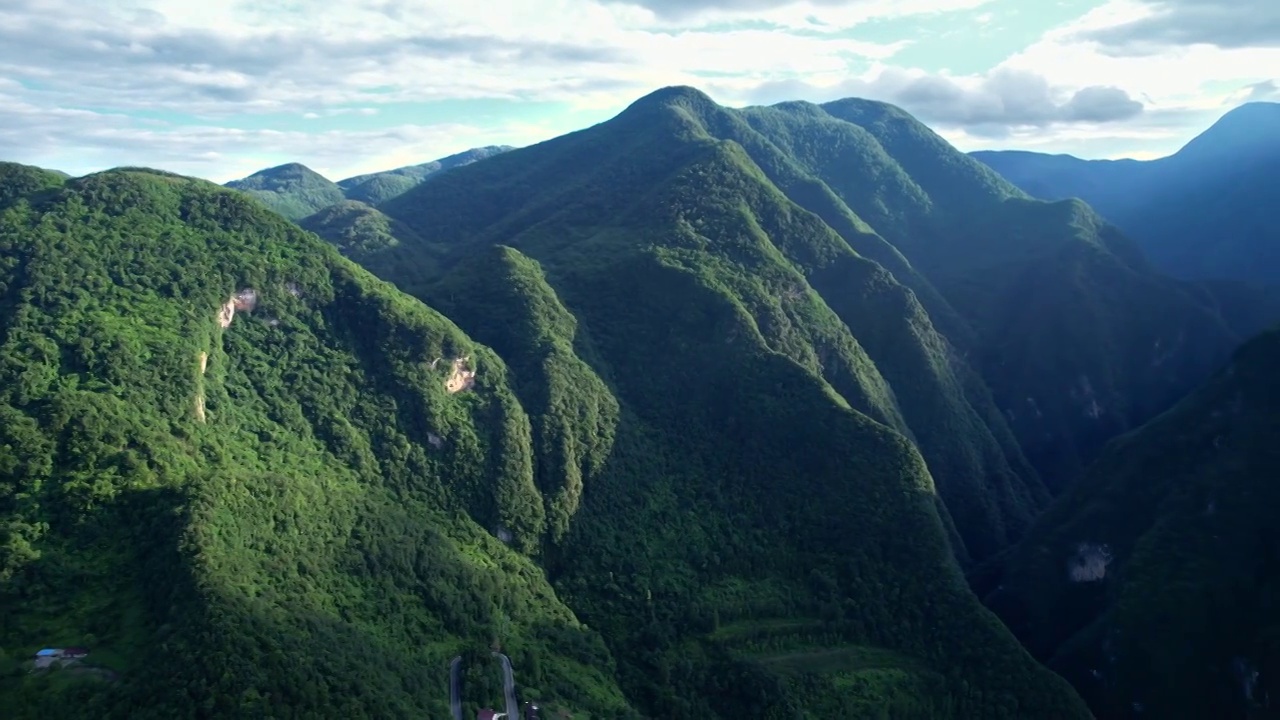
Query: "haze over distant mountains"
2 86 1279 720
973 102 1280 287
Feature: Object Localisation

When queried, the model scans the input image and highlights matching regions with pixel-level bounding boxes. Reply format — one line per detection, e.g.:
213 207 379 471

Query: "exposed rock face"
1068 542 1113 582
218 300 235 328
233 288 258 312
445 356 476 394
218 288 258 328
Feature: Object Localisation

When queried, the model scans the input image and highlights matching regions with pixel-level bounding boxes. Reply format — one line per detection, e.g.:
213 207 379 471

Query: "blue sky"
1 0 1276 183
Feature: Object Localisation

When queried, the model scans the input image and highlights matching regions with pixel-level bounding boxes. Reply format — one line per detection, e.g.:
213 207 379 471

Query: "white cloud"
945 0 1280 156
0 0 942 179
722 0 1278 157
714 65 1145 139
598 0 995 30
0 0 1273 179
1000 0 1280 109
0 0 919 120
0 88 563 183
1077 0 1280 53
1236 80 1280 102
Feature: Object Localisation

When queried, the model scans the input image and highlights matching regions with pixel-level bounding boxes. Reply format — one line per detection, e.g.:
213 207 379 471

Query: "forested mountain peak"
227 161 330 188
226 146 520 217
223 162 345 221
1169 101 1280 164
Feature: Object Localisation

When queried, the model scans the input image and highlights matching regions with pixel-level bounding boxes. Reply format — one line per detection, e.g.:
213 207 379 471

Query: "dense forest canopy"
2 84 1277 720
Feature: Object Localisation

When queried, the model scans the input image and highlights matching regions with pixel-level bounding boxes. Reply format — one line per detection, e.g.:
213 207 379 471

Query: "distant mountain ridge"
337 145 514 205
972 102 1280 286
223 162 346 220
223 145 516 220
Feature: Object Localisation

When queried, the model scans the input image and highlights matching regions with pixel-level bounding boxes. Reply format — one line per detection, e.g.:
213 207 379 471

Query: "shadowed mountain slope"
977 326 1280 719
973 102 1280 287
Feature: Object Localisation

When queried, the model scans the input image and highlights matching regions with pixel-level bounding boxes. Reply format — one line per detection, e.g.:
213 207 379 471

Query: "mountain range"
972 102 1280 287
223 145 514 221
2 86 1278 719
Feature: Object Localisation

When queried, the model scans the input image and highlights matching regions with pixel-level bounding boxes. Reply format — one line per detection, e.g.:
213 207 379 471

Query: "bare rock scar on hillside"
1068 542 1113 582
446 356 476 393
217 288 259 328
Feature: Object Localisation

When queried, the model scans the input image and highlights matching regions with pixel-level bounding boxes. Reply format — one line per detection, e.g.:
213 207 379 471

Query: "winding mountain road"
493 652 518 719
451 652 518 719
450 656 463 720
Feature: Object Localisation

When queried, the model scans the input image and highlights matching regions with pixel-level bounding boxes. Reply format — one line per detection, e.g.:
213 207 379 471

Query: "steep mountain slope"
377 87 1050 564
776 96 1250 490
298 199 432 264
973 102 1280 286
364 89 1095 717
977 327 1280 719
378 86 1249 501
338 145 514 205
0 167 634 719
223 162 345 220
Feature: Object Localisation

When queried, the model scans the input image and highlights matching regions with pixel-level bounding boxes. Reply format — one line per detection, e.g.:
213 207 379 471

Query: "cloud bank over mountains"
0 0 1274 179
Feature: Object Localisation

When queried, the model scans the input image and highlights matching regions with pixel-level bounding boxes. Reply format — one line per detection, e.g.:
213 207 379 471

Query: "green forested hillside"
226 147 516 225
337 145 514 205
362 86 1280 716
0 162 66 210
0 167 635 719
297 199 431 264
386 147 1090 717
222 162 346 221
773 97 1252 491
0 162 1091 718
977 327 1280 719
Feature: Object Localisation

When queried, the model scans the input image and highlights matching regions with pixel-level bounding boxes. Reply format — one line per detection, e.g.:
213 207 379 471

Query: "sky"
1 0 1277 183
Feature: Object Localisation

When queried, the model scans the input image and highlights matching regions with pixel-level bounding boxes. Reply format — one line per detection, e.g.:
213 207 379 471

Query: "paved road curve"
493 652 518 719
450 656 463 720
452 652 518 719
